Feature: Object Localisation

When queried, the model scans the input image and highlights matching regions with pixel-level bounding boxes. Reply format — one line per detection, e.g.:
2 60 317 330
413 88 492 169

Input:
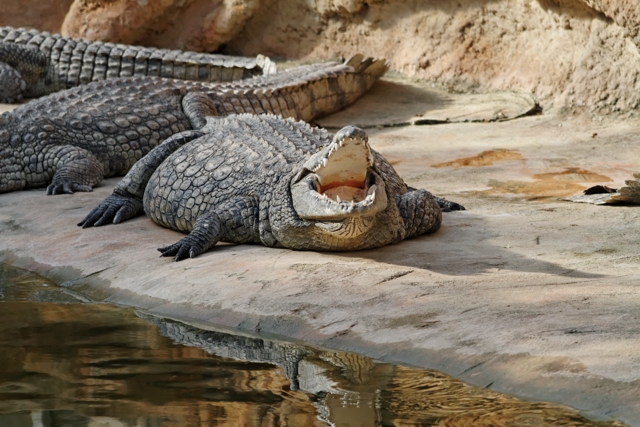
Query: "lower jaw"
277 216 397 251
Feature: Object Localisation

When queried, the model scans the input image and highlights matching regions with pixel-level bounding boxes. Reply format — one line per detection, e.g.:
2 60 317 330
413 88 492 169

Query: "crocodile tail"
195 56 389 124
256 54 278 75
293 55 389 122
345 54 390 89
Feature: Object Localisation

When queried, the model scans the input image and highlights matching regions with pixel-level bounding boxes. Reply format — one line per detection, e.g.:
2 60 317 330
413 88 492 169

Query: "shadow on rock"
339 212 604 279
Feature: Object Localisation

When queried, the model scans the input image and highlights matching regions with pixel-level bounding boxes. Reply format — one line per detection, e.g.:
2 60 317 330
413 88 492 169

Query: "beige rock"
61 0 260 52
226 0 640 114
583 0 640 44
0 0 74 32
6 0 640 114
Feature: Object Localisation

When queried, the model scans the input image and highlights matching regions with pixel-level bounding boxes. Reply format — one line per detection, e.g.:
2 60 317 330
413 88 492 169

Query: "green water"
0 263 627 427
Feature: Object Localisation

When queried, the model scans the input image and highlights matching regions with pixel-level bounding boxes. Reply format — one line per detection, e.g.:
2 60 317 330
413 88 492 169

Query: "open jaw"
291 126 388 221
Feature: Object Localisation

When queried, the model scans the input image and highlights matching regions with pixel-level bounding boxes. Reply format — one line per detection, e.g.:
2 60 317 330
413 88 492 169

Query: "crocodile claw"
78 194 143 228
46 181 92 195
435 197 466 212
158 236 206 262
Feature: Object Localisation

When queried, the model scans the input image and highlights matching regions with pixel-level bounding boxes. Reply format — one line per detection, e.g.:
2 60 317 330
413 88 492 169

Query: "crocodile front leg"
45 145 104 195
79 130 205 227
158 197 260 261
397 189 443 239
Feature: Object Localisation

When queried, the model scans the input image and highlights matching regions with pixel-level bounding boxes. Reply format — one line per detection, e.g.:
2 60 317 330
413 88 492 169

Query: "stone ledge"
1 102 639 424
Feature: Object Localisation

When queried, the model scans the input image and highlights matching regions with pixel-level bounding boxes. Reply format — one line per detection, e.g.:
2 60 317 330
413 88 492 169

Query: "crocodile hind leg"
79 130 205 227
157 198 260 261
44 145 104 195
397 189 443 239
0 62 26 103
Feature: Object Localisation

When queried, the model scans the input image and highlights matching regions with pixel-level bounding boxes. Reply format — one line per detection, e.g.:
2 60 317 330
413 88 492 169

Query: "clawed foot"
78 194 143 228
46 181 93 195
158 235 208 262
435 196 466 212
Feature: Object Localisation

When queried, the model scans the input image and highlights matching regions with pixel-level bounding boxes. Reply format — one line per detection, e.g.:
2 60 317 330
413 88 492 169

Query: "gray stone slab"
316 76 537 129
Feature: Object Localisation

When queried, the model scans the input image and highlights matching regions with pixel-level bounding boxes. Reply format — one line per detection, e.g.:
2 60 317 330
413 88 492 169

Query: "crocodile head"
291 126 388 223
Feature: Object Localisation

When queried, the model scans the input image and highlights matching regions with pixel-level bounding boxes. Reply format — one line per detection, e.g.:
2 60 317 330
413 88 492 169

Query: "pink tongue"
318 180 365 193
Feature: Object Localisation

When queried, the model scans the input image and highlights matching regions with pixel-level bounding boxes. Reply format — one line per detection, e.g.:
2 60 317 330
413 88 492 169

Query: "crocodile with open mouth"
0 56 386 195
79 114 463 259
0 26 276 103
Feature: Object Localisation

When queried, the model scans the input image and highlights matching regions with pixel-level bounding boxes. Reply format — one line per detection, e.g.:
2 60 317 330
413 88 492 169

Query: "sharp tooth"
371 192 376 201
350 200 355 209
322 158 327 167
336 195 341 203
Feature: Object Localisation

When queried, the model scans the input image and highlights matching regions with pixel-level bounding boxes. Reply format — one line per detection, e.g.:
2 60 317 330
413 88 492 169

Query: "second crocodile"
79 114 463 259
0 56 387 195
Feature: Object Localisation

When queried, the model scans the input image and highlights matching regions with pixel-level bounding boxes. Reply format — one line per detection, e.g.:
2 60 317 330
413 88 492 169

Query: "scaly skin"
0 56 388 195
0 26 276 102
80 114 456 259
141 313 309 390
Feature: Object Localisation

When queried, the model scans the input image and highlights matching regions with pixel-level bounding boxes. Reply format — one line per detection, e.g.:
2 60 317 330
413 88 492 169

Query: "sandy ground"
1 80 639 426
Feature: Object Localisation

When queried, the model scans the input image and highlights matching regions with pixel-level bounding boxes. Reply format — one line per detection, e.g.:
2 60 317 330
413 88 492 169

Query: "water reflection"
0 263 627 427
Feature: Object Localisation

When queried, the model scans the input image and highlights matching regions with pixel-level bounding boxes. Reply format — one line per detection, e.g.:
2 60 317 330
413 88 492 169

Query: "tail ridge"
345 55 390 79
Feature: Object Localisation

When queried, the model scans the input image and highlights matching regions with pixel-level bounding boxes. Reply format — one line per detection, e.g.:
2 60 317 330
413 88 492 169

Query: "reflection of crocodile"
0 26 275 103
0 275 624 427
0 56 387 195
140 313 311 390
141 314 625 427
80 114 460 260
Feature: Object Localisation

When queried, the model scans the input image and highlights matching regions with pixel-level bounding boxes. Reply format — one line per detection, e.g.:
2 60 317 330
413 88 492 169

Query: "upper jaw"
291 126 388 221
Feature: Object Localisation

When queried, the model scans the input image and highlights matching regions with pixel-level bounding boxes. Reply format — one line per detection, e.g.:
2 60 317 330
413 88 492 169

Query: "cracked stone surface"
1 81 640 426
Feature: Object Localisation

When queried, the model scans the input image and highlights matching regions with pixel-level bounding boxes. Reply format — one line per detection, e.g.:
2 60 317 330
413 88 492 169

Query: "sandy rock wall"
3 0 640 114
222 0 640 115
61 0 260 52
0 0 74 33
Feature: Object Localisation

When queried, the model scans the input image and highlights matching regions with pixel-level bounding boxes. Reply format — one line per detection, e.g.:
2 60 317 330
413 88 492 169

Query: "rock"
61 0 260 52
315 76 538 129
6 0 640 113
583 0 640 44
0 0 73 33
225 0 640 115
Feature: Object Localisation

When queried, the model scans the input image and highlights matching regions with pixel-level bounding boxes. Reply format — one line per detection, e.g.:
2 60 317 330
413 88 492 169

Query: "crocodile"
0 26 276 103
0 55 387 195
79 114 463 260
